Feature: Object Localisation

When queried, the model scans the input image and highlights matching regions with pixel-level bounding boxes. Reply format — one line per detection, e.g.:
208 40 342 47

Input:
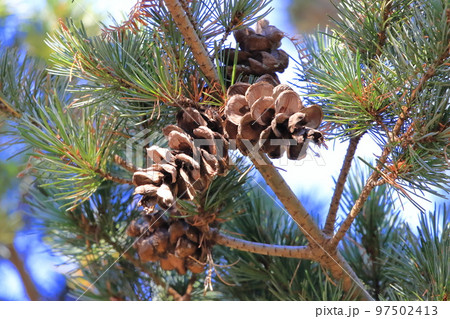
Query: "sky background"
0 0 446 300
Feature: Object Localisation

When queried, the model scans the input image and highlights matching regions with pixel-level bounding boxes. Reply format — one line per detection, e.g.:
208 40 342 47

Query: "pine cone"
133 106 229 213
224 79 324 159
219 20 289 80
128 212 208 275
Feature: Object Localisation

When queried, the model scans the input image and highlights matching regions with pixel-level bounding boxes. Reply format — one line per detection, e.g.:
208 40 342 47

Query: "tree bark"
164 0 220 86
8 244 40 301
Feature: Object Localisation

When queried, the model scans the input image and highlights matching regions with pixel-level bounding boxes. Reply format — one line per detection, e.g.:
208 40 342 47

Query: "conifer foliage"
0 0 448 300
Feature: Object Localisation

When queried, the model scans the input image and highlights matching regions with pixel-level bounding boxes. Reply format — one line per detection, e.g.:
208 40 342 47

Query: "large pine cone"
219 20 289 80
133 107 229 213
224 79 324 159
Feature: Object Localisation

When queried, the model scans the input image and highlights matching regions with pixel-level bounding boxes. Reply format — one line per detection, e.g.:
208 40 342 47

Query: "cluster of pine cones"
129 106 227 274
127 19 325 276
127 210 207 274
224 79 324 159
219 19 289 82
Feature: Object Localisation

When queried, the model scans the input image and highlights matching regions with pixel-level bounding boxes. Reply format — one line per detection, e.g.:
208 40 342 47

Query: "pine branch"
7 244 40 301
324 135 362 235
214 232 314 260
392 41 450 137
317 250 373 301
329 6 450 249
0 97 22 119
249 152 325 243
330 173 377 249
94 168 133 185
375 0 393 57
163 0 220 86
249 152 374 300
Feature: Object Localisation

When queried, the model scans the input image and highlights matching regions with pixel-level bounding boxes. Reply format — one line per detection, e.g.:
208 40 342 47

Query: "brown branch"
214 232 314 260
249 151 325 244
249 151 374 300
393 42 450 136
375 0 392 57
7 244 40 301
114 154 138 173
95 168 133 185
0 97 22 119
163 0 220 86
329 173 377 249
315 250 373 301
324 135 362 235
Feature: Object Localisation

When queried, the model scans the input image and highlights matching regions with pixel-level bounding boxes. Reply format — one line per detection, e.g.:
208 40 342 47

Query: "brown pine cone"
219 20 289 79
128 212 208 275
224 79 325 159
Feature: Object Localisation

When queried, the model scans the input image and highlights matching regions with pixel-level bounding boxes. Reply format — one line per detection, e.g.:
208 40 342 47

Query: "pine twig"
374 0 392 57
392 42 450 136
8 244 40 301
114 154 138 173
163 0 220 86
95 168 133 185
329 173 377 249
324 135 362 235
0 97 22 119
214 232 314 260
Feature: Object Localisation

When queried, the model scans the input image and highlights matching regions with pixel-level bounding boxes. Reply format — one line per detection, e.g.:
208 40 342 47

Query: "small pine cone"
218 20 288 78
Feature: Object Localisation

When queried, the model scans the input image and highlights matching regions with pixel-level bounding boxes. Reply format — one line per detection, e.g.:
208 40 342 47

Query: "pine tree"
0 0 448 301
